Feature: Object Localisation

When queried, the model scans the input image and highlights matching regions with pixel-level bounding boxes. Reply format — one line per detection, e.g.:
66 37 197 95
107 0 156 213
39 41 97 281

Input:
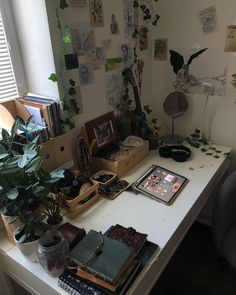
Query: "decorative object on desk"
67 229 135 291
13 214 50 262
77 127 92 176
85 111 119 156
159 145 191 162
37 230 68 276
106 224 147 254
58 222 86 251
98 178 130 200
161 91 188 144
185 128 231 159
0 117 65 244
91 170 117 186
132 165 188 205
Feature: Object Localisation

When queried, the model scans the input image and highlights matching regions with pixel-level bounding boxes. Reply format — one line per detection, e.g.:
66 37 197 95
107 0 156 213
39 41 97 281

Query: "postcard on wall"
198 5 219 35
79 63 94 86
139 26 148 50
102 39 112 50
224 25 236 52
85 50 101 70
154 38 168 61
89 0 104 27
105 70 123 111
123 0 135 38
119 43 132 65
69 0 87 7
105 58 123 72
110 14 119 34
71 23 95 55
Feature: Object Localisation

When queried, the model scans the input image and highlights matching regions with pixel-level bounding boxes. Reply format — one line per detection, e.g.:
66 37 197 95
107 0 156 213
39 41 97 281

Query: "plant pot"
1 214 21 245
14 234 39 262
147 134 159 150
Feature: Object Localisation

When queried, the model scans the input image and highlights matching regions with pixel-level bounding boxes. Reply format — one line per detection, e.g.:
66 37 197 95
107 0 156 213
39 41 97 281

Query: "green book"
69 230 134 284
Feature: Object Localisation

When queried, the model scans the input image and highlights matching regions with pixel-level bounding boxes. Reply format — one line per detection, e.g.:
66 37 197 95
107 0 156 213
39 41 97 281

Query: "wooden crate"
92 141 149 177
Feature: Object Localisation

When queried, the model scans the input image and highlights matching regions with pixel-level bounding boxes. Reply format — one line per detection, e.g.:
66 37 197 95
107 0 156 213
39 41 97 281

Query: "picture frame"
85 111 118 154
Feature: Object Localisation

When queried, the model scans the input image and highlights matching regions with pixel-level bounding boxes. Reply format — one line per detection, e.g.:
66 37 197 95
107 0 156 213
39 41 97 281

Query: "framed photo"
85 112 118 154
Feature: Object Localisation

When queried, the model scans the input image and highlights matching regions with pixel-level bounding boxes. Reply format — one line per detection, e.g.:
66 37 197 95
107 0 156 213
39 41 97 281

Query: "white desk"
0 145 231 295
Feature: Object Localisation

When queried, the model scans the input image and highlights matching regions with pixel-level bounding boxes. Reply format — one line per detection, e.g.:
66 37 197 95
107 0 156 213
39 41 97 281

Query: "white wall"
151 0 236 168
11 0 60 99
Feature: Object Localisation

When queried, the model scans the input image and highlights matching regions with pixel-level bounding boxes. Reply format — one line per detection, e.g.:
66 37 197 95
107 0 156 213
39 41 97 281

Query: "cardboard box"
92 141 149 177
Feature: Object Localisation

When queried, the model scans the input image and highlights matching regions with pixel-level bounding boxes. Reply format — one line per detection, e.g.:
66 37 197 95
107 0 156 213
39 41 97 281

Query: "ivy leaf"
48 73 58 82
133 1 139 8
64 118 75 130
63 25 72 44
152 119 157 124
68 87 76 95
140 4 146 11
69 79 76 86
143 105 152 114
60 0 69 9
7 188 19 200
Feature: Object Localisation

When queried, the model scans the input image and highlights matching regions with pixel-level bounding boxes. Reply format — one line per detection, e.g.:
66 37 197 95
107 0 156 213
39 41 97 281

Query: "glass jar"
37 230 68 276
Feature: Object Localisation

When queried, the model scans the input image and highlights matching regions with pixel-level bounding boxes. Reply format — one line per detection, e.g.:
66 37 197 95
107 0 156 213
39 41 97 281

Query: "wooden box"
92 141 149 177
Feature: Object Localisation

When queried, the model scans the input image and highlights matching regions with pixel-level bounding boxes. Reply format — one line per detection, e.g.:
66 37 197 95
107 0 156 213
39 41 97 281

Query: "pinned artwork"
224 25 236 52
79 63 94 86
123 0 137 38
154 39 168 61
71 23 95 55
165 47 228 96
96 47 107 65
85 50 101 70
102 39 112 50
111 14 119 34
105 58 123 72
120 44 132 65
69 0 87 7
64 53 79 70
139 26 148 50
105 70 123 111
198 5 218 35
89 0 104 27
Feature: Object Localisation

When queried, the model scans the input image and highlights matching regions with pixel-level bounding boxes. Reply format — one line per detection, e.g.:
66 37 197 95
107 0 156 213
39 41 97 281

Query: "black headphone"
159 145 191 162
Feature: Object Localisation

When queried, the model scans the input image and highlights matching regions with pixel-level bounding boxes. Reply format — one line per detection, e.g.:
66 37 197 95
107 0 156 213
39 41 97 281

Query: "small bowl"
91 170 117 186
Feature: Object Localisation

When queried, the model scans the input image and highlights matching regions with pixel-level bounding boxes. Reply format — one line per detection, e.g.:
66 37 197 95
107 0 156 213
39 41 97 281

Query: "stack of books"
18 93 63 139
58 225 158 295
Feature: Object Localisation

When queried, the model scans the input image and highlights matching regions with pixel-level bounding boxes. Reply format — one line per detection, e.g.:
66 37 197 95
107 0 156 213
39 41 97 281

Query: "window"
0 2 27 100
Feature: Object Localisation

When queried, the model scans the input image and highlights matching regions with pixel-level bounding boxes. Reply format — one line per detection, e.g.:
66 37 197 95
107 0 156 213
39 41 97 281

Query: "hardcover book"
69 230 134 284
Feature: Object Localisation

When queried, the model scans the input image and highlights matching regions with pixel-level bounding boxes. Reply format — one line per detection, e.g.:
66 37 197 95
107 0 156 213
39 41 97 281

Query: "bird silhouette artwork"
169 48 208 92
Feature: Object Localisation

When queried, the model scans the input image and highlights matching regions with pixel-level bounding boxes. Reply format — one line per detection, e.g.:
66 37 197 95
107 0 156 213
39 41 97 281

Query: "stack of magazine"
58 225 159 295
18 93 63 139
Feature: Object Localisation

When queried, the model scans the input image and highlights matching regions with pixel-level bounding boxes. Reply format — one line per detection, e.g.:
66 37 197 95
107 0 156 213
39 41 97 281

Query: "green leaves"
63 25 72 44
7 188 19 200
0 144 8 159
60 0 69 9
48 73 58 82
25 157 43 173
143 105 152 115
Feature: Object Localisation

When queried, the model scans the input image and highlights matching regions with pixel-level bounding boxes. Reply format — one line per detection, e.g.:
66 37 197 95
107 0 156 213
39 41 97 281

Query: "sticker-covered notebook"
69 230 134 284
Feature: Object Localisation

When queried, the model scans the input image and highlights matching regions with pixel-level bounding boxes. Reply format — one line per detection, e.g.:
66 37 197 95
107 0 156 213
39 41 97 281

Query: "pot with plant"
0 116 65 244
43 192 63 229
13 214 50 262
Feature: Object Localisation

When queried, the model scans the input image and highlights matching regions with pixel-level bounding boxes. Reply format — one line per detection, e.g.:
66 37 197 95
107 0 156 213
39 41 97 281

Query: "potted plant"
13 214 50 262
0 117 64 243
43 192 63 229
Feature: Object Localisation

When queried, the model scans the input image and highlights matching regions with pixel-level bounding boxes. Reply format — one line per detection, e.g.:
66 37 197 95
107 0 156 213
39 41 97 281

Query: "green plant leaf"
25 157 43 172
48 73 58 82
69 79 76 86
11 120 20 138
152 118 157 124
0 144 8 159
133 1 139 8
7 187 18 200
24 149 37 160
26 115 34 127
63 25 72 44
68 87 76 95
2 128 10 144
17 155 28 168
143 105 152 114
60 0 69 9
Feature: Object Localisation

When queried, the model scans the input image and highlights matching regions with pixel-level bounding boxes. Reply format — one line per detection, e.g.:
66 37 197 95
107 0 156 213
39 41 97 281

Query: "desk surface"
0 145 231 295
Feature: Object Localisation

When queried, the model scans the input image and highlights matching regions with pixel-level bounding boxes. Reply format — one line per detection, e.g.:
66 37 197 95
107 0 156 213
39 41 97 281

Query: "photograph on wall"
96 47 107 65
94 120 116 147
110 14 119 34
89 0 104 27
71 23 95 55
79 63 94 86
224 25 236 52
102 39 112 50
105 70 123 111
64 53 79 70
85 50 101 70
69 0 87 7
123 0 138 38
165 47 228 96
154 38 168 61
198 5 219 35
